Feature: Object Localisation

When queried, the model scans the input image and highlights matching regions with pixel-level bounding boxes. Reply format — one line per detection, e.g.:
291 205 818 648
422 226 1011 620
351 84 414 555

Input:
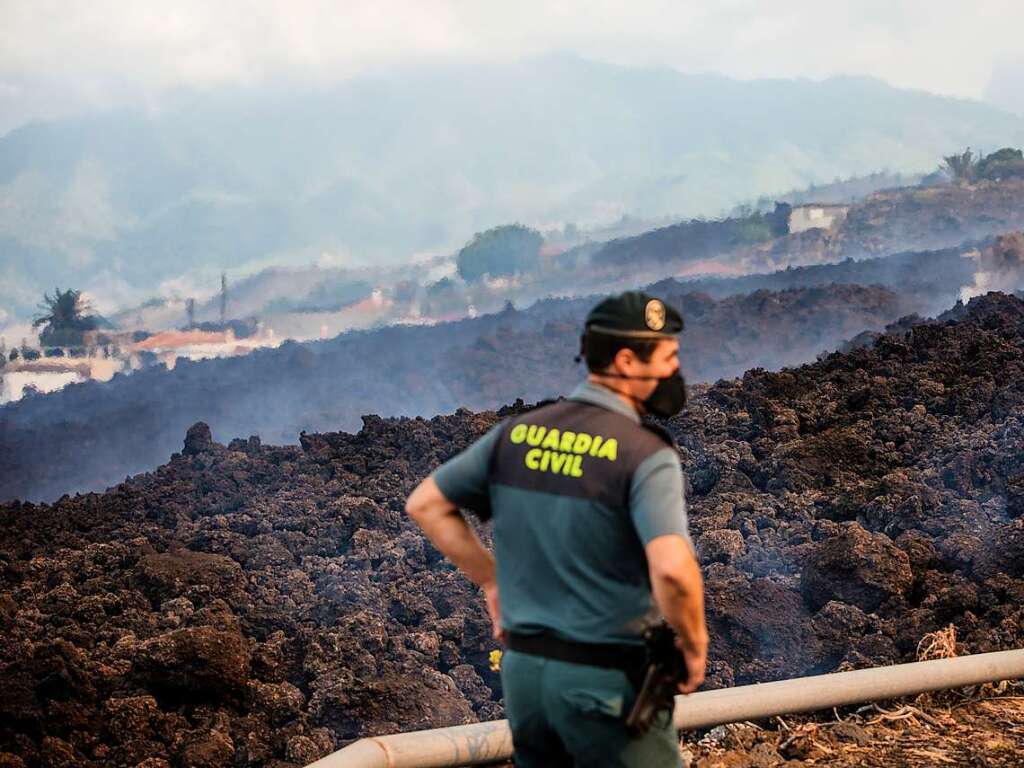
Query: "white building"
788 203 850 234
1 369 85 403
0 356 118 404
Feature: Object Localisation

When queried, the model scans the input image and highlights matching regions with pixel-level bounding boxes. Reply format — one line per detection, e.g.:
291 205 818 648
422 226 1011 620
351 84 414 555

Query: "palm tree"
942 148 977 184
32 288 99 347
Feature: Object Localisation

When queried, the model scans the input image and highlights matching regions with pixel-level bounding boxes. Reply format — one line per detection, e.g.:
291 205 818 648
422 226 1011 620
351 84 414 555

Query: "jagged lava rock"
801 523 913 612
133 626 251 695
183 422 216 456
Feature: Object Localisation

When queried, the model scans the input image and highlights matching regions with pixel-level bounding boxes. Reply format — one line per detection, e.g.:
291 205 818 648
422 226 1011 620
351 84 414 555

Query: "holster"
623 623 687 736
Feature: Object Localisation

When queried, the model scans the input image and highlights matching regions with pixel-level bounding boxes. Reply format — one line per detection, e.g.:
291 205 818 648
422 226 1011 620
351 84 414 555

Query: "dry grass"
916 623 958 661
683 625 1024 767
685 694 1024 767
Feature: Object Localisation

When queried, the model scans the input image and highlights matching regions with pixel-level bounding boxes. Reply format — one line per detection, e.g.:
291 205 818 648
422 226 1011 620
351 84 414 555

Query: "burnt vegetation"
1 292 1023 766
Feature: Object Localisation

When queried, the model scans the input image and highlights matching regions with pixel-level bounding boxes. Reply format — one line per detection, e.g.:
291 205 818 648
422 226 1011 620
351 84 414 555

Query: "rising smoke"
959 232 1024 303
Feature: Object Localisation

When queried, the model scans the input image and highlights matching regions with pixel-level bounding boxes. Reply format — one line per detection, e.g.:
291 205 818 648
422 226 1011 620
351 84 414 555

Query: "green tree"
976 147 1024 181
32 288 100 347
456 224 543 282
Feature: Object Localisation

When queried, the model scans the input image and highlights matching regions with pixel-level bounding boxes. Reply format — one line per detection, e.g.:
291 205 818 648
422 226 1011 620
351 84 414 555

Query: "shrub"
456 224 543 282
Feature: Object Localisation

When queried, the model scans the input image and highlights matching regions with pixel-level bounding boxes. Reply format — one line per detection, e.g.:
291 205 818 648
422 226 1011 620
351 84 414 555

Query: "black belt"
506 631 647 674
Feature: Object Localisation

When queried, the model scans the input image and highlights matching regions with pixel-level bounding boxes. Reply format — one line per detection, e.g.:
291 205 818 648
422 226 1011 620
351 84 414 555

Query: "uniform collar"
568 380 641 424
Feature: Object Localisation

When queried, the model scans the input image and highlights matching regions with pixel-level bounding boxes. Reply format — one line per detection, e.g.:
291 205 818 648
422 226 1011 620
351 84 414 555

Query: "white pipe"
307 719 512 768
672 648 1024 730
308 648 1024 767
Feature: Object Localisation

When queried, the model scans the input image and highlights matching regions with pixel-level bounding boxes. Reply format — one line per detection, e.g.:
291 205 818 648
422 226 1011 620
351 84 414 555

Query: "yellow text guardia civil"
508 423 618 478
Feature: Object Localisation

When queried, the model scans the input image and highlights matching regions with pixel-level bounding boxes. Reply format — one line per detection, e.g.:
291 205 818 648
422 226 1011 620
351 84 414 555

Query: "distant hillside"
2 54 1023 326
773 171 921 206
105 177 1024 343
593 179 1024 273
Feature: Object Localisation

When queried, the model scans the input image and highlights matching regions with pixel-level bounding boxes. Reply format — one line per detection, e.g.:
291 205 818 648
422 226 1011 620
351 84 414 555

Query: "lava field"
1 278 921 504
1 291 1022 766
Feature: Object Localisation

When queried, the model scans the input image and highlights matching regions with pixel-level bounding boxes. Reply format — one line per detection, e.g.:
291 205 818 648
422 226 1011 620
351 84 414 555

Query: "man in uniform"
406 290 707 767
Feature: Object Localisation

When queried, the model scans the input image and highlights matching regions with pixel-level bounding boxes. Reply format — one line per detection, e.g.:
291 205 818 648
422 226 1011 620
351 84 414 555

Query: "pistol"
624 623 688 736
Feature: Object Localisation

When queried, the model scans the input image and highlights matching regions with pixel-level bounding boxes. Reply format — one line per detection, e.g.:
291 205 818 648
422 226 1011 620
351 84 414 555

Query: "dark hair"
578 330 659 372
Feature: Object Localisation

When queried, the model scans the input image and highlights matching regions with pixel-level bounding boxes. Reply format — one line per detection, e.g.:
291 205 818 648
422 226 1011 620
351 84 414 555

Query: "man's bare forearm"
651 556 707 654
420 508 496 588
406 477 496 588
646 535 708 654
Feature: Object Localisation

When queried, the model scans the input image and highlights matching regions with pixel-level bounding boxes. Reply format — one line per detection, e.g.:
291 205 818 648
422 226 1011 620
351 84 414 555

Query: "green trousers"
500 649 682 768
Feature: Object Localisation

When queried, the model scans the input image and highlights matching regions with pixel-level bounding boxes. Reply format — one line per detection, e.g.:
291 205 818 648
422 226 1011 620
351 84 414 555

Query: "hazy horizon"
3 1 1024 137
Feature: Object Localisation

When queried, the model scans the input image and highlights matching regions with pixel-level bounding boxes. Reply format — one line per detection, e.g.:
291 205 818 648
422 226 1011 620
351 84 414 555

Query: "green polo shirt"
432 380 692 644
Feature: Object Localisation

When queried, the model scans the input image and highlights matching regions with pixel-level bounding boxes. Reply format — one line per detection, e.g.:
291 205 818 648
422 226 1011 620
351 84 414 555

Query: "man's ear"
612 346 637 373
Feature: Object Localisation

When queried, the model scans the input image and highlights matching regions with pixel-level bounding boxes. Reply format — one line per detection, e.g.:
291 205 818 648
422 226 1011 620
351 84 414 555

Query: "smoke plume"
960 231 1024 302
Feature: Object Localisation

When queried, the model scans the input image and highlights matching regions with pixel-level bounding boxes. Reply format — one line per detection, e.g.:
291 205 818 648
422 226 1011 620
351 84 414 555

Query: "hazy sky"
1 0 1023 136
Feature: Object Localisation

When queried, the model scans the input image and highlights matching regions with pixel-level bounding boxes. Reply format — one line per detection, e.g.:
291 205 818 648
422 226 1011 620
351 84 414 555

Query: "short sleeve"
629 447 693 549
431 423 504 519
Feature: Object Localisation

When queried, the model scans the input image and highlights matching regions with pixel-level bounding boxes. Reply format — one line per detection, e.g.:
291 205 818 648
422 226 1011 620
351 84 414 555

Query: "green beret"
584 290 684 339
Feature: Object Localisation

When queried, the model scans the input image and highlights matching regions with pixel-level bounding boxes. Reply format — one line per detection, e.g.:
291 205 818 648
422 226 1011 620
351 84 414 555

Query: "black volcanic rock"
132 626 252 696
0 292 1023 765
133 550 244 606
801 523 913 612
183 423 215 456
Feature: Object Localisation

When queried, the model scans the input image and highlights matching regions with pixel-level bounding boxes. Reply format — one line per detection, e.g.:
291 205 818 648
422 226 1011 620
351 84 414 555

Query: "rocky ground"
1 291 1023 766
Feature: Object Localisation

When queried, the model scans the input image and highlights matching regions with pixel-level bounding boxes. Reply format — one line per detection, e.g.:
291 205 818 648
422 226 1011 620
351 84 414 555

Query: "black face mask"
600 369 688 418
641 370 688 418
